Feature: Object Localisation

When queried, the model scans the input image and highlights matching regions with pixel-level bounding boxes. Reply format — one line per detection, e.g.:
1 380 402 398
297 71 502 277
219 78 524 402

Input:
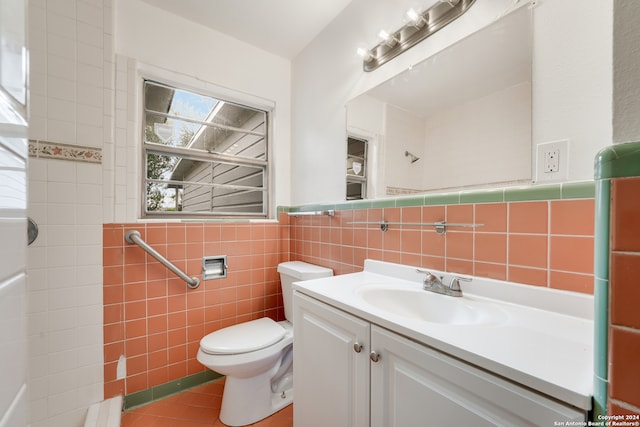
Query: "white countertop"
292 260 594 410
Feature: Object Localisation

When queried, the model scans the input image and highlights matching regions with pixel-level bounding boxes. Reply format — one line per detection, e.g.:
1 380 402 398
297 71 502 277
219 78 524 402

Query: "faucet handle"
416 268 441 284
449 275 472 291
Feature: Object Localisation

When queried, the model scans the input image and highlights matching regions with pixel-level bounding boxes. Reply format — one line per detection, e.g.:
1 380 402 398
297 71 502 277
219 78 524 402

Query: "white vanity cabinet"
293 292 370 427
370 325 585 427
294 291 587 427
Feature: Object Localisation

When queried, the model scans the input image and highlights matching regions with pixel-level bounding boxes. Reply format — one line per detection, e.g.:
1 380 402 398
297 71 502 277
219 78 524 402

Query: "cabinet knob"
353 343 364 353
370 351 381 363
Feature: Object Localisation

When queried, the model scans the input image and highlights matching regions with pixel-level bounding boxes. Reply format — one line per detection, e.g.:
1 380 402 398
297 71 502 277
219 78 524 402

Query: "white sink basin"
356 285 507 325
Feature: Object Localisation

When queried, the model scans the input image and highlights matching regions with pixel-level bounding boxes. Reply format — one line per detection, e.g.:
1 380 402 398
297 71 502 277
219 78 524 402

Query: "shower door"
0 0 28 425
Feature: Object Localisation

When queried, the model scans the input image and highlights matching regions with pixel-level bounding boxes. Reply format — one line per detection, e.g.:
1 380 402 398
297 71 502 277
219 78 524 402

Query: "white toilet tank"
277 261 333 322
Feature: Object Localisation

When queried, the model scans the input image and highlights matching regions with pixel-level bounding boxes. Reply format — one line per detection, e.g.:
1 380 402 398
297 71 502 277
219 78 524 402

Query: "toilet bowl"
197 261 333 426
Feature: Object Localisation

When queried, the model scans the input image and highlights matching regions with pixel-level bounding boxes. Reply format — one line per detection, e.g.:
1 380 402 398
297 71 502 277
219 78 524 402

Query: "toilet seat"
200 317 286 355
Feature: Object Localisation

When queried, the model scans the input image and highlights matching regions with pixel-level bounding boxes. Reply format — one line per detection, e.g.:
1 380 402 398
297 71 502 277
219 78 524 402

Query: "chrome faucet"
416 269 471 297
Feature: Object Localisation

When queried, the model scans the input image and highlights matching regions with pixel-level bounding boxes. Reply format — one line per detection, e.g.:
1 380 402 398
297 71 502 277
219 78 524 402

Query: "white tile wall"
27 159 106 427
108 54 139 223
26 0 113 426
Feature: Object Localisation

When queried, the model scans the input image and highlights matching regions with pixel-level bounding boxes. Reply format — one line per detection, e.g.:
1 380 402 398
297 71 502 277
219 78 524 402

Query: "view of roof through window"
158 88 218 148
143 80 269 217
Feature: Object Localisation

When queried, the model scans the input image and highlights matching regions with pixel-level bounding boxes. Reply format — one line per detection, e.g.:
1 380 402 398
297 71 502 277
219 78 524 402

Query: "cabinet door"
293 292 370 427
370 325 585 427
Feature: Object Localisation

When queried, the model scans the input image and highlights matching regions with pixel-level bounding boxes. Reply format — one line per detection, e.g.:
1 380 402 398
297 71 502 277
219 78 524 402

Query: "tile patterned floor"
121 378 293 427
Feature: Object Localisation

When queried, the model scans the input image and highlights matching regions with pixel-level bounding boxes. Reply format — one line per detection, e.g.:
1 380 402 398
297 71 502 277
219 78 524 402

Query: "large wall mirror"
346 6 532 198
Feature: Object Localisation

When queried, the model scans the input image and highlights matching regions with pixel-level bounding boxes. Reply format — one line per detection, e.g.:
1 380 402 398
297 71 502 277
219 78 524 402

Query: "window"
143 80 269 217
346 136 368 200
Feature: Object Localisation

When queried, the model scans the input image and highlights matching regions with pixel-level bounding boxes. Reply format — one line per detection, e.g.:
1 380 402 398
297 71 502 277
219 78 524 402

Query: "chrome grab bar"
124 230 200 289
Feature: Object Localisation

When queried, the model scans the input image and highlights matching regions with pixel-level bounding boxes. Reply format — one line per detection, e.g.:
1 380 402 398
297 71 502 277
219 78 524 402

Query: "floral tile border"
29 140 102 164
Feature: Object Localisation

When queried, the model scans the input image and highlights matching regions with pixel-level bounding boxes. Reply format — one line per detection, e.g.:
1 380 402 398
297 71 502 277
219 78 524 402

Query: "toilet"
197 261 333 426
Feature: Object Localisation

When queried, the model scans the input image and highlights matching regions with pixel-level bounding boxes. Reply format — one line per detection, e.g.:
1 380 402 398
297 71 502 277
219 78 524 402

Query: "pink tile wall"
103 199 595 398
103 222 289 398
608 177 640 416
290 200 595 293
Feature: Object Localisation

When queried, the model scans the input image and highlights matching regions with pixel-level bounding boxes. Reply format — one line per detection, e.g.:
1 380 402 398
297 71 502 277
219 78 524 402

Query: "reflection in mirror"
346 136 368 200
347 6 532 198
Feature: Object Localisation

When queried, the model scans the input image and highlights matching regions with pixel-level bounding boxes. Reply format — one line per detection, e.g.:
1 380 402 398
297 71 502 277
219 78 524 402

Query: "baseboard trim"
123 370 222 410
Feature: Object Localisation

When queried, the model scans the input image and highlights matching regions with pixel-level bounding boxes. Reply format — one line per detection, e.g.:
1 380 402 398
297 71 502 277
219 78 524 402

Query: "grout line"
610 324 640 334
607 398 640 416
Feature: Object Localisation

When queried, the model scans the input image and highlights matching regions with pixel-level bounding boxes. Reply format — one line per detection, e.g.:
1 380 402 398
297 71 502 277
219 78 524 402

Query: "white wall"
292 0 612 205
532 0 612 180
112 0 292 217
613 0 640 143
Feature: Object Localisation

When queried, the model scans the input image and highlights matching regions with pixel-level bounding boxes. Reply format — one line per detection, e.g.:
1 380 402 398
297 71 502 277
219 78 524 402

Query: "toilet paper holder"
203 256 228 280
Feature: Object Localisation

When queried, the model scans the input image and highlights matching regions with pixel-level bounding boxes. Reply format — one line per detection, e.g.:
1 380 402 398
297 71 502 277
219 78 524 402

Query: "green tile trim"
349 199 373 209
424 192 460 205
395 195 426 207
334 202 354 211
282 181 596 214
594 278 609 379
124 389 152 409
561 181 596 199
460 188 504 204
593 181 611 280
593 376 608 419
298 204 336 212
504 184 561 202
124 370 222 410
370 198 396 208
593 179 610 417
594 141 640 180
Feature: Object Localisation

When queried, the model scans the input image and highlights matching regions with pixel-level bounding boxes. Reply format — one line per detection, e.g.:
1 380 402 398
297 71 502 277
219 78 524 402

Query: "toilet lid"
200 317 286 355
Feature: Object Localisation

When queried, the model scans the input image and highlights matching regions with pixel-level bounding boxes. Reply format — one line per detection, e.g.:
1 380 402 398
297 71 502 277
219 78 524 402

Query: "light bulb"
378 30 398 47
406 8 427 28
356 47 374 62
378 30 391 40
406 8 420 22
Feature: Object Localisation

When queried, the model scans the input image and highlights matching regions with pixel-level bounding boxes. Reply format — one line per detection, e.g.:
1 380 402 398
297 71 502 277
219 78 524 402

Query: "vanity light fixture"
359 0 477 72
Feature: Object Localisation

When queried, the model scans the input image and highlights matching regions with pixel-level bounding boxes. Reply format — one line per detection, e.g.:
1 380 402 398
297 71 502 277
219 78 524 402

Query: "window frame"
346 135 368 200
140 78 272 219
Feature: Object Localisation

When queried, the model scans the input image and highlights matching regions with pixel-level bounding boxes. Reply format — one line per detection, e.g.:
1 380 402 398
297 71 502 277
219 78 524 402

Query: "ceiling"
140 0 354 59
